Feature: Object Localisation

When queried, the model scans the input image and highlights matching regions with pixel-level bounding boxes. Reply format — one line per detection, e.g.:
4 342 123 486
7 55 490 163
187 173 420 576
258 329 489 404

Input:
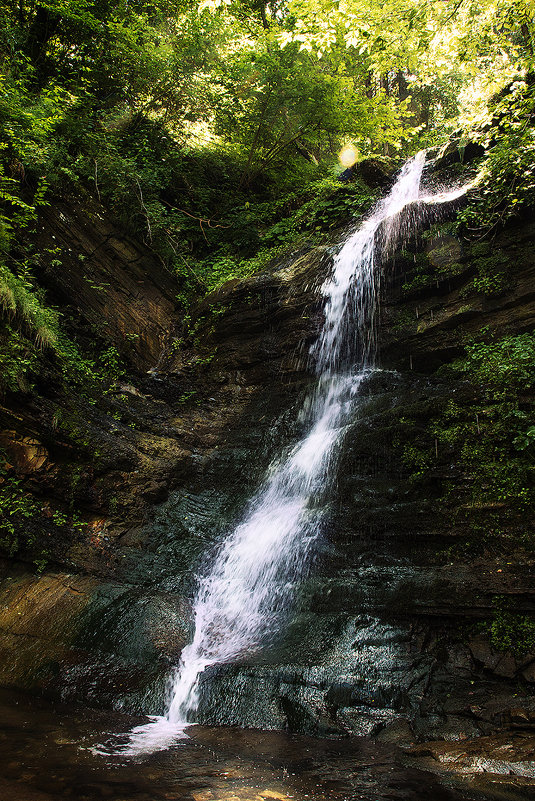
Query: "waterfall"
120 151 463 755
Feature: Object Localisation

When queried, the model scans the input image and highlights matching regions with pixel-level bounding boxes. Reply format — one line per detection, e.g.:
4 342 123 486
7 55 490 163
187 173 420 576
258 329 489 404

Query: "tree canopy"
0 0 533 309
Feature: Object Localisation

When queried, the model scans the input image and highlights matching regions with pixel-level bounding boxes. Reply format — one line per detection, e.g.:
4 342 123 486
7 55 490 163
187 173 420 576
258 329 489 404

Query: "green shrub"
485 598 535 657
452 334 535 392
457 81 535 236
0 265 59 348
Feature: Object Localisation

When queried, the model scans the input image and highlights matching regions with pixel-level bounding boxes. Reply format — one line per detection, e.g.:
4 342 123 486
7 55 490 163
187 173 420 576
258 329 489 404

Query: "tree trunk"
25 5 60 83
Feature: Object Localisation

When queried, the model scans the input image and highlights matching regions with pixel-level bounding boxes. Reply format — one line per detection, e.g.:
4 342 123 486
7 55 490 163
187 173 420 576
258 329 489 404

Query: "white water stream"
120 152 468 755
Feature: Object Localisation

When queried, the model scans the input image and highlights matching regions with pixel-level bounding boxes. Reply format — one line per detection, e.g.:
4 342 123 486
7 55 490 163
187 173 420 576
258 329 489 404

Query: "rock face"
36 199 180 370
381 218 535 371
0 172 534 753
0 199 328 708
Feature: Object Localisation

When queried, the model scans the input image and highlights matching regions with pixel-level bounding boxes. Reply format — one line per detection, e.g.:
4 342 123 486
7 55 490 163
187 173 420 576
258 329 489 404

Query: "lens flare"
339 145 358 168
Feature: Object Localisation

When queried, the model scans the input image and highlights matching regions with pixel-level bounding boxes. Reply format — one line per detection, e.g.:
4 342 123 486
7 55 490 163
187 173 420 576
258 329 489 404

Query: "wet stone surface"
0 689 533 801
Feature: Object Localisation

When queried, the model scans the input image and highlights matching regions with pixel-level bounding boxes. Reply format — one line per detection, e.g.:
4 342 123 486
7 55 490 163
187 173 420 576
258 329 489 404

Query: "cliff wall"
0 166 534 749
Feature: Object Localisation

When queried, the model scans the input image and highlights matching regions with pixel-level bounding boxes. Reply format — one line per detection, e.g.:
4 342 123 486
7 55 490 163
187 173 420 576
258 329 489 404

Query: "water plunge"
121 151 465 754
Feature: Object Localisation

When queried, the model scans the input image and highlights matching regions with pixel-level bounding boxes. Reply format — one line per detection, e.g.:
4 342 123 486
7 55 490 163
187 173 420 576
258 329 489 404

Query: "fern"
0 265 59 348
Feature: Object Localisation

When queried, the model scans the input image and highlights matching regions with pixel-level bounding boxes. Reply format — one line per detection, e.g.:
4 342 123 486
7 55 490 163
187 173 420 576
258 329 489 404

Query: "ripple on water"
0 689 534 801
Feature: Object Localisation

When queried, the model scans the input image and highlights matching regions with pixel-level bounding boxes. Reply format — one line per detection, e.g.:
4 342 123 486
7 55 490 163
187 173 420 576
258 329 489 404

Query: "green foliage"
468 274 507 297
432 331 535 516
185 176 376 291
212 31 414 185
53 336 127 398
432 399 532 512
452 334 535 392
0 453 55 571
0 467 42 556
0 450 87 569
0 0 531 377
0 273 127 397
0 0 529 310
402 271 432 295
1 0 476 309
0 264 59 348
0 324 40 392
485 597 535 657
390 307 415 334
401 442 433 482
394 333 535 553
457 81 535 235
282 0 535 139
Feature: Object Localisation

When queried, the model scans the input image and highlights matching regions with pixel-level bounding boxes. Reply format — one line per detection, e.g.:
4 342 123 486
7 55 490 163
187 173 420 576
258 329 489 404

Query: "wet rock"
375 718 415 746
0 562 188 706
493 652 518 679
465 636 520 679
279 696 347 737
118 527 146 549
381 219 535 370
356 157 394 189
445 644 473 675
0 567 97 690
0 431 51 474
467 636 501 671
406 729 535 787
412 715 482 744
522 660 535 683
337 708 389 737
2 155 535 760
36 199 179 371
430 136 485 172
142 480 169 503
510 708 531 725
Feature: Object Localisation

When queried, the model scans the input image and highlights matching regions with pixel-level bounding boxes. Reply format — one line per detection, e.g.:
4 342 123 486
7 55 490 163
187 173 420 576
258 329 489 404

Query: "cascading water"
120 151 467 755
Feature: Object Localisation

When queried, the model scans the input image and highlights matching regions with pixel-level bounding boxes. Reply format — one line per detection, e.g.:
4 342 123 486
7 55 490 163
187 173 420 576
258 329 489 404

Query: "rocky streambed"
1 687 534 801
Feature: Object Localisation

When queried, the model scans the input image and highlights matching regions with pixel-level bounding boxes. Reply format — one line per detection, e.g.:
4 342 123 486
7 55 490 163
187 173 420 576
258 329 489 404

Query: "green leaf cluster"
457 81 535 235
453 334 535 392
485 597 535 657
398 332 535 554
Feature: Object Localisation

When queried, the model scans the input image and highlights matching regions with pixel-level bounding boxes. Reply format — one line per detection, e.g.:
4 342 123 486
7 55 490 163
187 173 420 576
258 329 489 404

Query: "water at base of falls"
116 152 471 755
3 688 508 801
